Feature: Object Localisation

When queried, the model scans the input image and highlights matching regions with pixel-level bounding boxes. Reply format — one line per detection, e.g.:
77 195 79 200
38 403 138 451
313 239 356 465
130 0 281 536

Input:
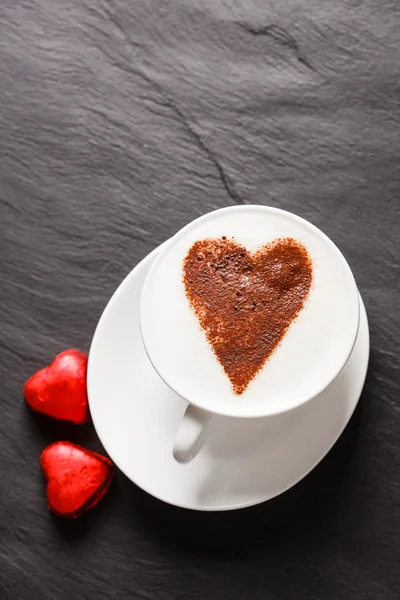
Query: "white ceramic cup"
140 206 360 463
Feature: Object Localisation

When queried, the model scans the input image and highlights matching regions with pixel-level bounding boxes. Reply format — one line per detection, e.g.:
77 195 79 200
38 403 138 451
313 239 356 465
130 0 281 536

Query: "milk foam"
140 206 359 416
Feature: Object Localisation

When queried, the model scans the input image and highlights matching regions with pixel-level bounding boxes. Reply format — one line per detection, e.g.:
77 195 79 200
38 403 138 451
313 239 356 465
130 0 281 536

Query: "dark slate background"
1 0 399 598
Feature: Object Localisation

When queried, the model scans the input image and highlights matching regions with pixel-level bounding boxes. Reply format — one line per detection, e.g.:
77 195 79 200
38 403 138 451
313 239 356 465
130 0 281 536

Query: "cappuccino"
140 206 359 416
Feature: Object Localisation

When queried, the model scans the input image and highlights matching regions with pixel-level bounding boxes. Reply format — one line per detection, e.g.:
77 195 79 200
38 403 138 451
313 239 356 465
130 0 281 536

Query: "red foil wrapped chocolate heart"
41 441 114 518
24 349 89 424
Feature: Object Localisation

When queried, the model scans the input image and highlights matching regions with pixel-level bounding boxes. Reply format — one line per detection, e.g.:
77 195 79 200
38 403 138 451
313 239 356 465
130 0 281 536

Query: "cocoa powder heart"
183 237 313 395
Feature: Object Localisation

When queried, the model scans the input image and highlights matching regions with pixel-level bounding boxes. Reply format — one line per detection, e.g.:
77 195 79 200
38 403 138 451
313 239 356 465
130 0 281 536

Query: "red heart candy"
24 349 89 424
41 441 114 518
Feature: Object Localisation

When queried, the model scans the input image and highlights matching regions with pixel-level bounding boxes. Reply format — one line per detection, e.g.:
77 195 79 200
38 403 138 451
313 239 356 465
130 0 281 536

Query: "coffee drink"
140 206 359 416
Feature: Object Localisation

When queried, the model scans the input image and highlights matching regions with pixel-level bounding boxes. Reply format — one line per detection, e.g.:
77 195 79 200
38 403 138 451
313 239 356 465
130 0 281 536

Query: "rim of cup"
140 205 360 419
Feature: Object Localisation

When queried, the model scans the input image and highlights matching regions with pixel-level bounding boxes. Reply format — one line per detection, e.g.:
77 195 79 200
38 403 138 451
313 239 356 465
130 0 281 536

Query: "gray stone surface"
0 1 399 599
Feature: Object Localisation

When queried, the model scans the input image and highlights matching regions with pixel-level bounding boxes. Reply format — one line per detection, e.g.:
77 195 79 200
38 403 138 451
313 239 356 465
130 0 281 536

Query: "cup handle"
173 405 212 464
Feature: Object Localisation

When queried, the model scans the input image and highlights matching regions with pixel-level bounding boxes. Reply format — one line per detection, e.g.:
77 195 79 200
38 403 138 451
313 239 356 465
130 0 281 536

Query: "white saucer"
87 244 369 511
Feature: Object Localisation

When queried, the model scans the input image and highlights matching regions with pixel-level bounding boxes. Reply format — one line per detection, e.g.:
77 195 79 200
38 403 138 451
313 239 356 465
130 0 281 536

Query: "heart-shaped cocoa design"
183 237 313 395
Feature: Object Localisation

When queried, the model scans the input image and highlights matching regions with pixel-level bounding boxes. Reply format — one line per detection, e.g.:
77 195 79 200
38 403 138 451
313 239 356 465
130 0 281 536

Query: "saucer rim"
87 242 369 511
